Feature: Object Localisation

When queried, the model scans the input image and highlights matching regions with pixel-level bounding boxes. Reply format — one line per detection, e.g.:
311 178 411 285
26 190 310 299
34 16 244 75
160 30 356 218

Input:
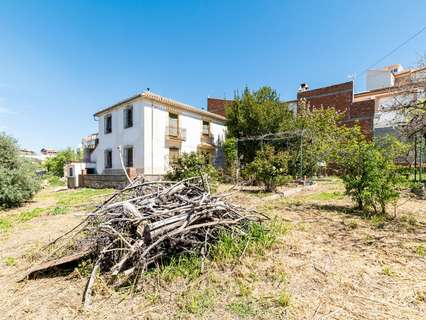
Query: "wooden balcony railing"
201 134 215 145
166 126 187 141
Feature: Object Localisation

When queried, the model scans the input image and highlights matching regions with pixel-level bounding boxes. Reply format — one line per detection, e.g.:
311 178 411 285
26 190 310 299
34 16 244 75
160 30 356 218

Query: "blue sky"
0 0 425 151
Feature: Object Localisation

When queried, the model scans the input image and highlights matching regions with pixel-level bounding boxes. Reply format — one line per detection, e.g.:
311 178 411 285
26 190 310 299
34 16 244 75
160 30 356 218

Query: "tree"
289 102 343 177
0 132 41 208
226 86 293 164
336 127 406 215
222 137 238 181
43 148 80 177
244 145 290 192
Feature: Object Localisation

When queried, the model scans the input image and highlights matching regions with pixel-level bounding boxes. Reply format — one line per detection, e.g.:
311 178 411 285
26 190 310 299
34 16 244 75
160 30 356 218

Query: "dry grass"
0 179 425 319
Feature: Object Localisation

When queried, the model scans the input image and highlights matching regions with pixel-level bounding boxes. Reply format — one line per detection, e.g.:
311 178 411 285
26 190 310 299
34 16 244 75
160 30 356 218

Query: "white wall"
64 162 96 187
92 97 226 176
142 99 226 175
373 93 415 134
366 69 394 91
92 100 144 174
142 100 168 175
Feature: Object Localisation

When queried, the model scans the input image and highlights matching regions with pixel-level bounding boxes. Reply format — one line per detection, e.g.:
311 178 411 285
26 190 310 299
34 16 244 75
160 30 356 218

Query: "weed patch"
17 208 45 222
211 222 277 264
415 244 425 257
277 289 291 307
49 206 69 216
4 256 16 267
370 215 386 229
227 299 256 317
0 208 46 233
177 288 215 315
152 254 202 281
0 218 12 233
382 265 395 277
46 175 65 187
55 188 113 210
346 219 358 229
306 191 345 201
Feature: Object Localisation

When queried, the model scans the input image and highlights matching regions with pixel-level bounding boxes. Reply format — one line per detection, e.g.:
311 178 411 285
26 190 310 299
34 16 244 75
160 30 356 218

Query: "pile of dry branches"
25 176 266 306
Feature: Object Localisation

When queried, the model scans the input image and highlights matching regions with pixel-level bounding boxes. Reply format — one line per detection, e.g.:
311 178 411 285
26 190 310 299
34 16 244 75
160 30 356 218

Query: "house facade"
78 91 226 186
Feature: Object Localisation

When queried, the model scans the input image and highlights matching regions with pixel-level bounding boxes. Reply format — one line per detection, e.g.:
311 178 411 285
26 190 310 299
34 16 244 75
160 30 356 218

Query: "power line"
356 26 426 79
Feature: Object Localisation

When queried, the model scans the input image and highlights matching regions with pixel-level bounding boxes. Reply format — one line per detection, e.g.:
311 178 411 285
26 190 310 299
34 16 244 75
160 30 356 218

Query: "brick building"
206 98 233 117
297 81 375 137
207 81 375 137
206 64 426 139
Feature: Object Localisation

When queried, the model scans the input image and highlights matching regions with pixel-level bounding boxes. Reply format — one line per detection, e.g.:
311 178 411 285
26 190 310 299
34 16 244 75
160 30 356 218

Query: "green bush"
46 174 65 187
223 137 238 181
337 128 405 215
0 133 41 208
244 145 291 192
165 152 218 190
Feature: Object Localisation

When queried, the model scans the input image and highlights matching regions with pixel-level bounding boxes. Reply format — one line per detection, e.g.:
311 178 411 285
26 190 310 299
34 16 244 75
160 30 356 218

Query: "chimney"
298 83 309 92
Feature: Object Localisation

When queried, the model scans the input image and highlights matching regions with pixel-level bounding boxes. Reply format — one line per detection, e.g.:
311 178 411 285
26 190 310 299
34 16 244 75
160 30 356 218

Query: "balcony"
82 133 99 149
166 126 187 141
201 133 215 145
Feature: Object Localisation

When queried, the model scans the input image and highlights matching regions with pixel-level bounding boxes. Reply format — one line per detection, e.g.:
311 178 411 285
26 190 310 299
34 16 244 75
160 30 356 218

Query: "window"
69 167 73 177
104 149 112 169
169 147 180 165
168 113 178 136
202 121 210 135
124 106 133 128
105 114 112 134
124 146 133 167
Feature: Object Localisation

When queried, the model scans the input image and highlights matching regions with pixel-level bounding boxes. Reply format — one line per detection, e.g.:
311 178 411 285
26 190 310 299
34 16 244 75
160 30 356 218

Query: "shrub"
165 152 218 190
223 137 238 181
336 128 405 215
244 145 290 192
46 174 65 187
0 133 41 208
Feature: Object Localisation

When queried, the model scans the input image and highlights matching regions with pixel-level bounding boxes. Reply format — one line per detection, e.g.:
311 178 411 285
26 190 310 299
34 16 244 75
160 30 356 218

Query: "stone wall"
79 174 128 189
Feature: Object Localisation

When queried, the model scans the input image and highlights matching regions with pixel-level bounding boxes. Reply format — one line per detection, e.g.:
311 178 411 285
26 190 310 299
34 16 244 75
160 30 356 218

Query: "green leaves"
0 133 41 208
165 152 219 190
244 145 291 192
226 86 293 164
336 129 406 215
43 148 80 177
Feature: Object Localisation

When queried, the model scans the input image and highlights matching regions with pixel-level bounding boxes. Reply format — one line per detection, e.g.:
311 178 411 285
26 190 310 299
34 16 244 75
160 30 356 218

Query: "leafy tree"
226 86 293 164
244 145 290 192
165 152 218 190
0 132 41 208
222 137 238 180
288 102 343 177
43 148 80 177
336 127 406 215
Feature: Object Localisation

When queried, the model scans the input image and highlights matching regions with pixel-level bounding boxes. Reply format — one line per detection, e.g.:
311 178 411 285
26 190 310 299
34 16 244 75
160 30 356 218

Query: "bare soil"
0 179 425 319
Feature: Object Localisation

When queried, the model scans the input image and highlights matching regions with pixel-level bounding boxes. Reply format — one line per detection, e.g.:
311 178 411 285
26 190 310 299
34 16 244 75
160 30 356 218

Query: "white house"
85 91 226 181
